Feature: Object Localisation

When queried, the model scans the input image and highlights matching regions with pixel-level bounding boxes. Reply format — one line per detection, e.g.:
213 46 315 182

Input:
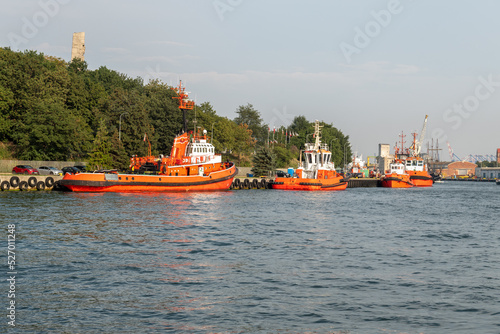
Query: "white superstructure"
297 121 335 179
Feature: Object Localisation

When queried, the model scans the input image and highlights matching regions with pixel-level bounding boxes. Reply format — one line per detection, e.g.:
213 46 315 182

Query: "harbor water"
1 182 499 333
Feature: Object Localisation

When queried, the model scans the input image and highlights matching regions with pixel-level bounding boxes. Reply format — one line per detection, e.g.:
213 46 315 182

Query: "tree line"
0 48 351 170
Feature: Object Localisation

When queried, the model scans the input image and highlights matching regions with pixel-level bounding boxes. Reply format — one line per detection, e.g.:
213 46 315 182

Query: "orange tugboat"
381 115 432 188
404 156 433 187
380 159 414 188
272 121 347 191
60 83 237 192
405 116 433 187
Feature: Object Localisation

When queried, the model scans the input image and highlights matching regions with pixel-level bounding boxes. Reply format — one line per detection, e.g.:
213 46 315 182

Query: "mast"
313 120 322 150
172 80 195 133
398 131 406 158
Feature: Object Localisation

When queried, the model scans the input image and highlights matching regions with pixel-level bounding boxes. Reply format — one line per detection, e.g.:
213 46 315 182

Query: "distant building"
377 143 393 173
435 161 477 178
476 167 500 179
497 148 500 163
71 32 85 61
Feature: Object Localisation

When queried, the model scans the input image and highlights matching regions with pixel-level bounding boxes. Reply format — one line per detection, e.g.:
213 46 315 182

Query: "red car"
12 165 39 175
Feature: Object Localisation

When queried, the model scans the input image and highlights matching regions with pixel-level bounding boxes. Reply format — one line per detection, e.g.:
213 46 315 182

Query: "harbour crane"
447 141 460 161
411 115 428 156
447 141 453 161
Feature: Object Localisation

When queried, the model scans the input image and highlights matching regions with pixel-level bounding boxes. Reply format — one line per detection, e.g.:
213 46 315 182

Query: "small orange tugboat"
404 116 433 187
272 121 347 191
404 156 433 187
60 83 237 192
380 159 414 188
381 115 432 188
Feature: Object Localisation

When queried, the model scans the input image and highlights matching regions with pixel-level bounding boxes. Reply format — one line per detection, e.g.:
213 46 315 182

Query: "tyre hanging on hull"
36 181 46 191
1 181 10 191
19 181 28 191
10 176 20 188
45 177 55 188
28 177 37 188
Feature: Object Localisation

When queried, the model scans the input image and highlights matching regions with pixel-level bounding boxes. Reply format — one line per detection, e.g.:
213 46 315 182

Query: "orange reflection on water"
162 239 198 243
70 192 105 199
157 262 193 269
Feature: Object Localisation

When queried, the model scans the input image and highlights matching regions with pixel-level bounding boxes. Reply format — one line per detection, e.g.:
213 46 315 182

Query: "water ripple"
3 182 499 333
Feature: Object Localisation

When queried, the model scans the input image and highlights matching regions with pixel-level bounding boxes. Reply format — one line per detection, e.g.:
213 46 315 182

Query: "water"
1 182 499 333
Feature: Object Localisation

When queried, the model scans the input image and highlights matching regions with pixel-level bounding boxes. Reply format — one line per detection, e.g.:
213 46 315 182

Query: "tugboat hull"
60 165 237 192
381 174 414 188
408 172 433 187
272 177 347 191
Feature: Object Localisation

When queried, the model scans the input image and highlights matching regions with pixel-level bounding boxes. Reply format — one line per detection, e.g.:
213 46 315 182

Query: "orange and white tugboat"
380 159 414 188
272 121 347 191
60 83 237 192
381 131 415 188
404 156 433 187
405 116 433 187
381 115 433 188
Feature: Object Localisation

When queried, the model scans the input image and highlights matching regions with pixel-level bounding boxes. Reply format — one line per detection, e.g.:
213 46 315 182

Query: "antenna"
171 80 194 133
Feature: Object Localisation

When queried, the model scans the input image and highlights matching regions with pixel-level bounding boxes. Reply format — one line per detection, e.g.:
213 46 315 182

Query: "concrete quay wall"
0 174 63 191
0 160 86 173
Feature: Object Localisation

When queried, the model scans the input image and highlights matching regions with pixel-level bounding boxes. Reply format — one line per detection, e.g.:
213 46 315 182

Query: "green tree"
288 116 314 150
232 123 256 166
234 103 267 145
90 66 143 94
273 144 294 168
0 85 14 140
144 80 183 154
108 130 129 170
103 88 152 157
252 146 276 176
211 116 237 154
87 119 113 170
66 58 108 132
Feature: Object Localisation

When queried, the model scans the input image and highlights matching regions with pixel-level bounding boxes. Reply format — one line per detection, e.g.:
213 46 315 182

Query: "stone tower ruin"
71 32 85 61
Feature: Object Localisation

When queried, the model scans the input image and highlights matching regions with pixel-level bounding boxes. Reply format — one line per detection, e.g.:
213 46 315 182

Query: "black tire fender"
1 181 10 191
28 177 37 188
233 178 241 188
243 179 250 188
19 181 28 191
36 181 46 191
10 176 20 188
45 177 55 188
252 179 259 189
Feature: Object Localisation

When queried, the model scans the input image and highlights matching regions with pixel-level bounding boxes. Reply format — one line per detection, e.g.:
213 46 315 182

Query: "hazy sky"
2 0 499 159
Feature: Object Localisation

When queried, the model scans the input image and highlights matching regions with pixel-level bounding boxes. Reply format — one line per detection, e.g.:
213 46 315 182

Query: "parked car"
274 170 289 177
62 166 81 175
73 165 87 172
38 166 63 175
12 165 39 175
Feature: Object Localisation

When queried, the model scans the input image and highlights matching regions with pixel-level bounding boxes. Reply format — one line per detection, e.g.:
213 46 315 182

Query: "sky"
1 0 500 160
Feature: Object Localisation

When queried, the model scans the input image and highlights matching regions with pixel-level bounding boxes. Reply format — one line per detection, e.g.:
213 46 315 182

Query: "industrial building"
475 167 500 179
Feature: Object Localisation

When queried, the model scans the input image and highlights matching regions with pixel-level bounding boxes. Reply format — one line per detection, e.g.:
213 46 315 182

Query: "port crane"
447 141 462 161
446 141 495 162
410 115 428 156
